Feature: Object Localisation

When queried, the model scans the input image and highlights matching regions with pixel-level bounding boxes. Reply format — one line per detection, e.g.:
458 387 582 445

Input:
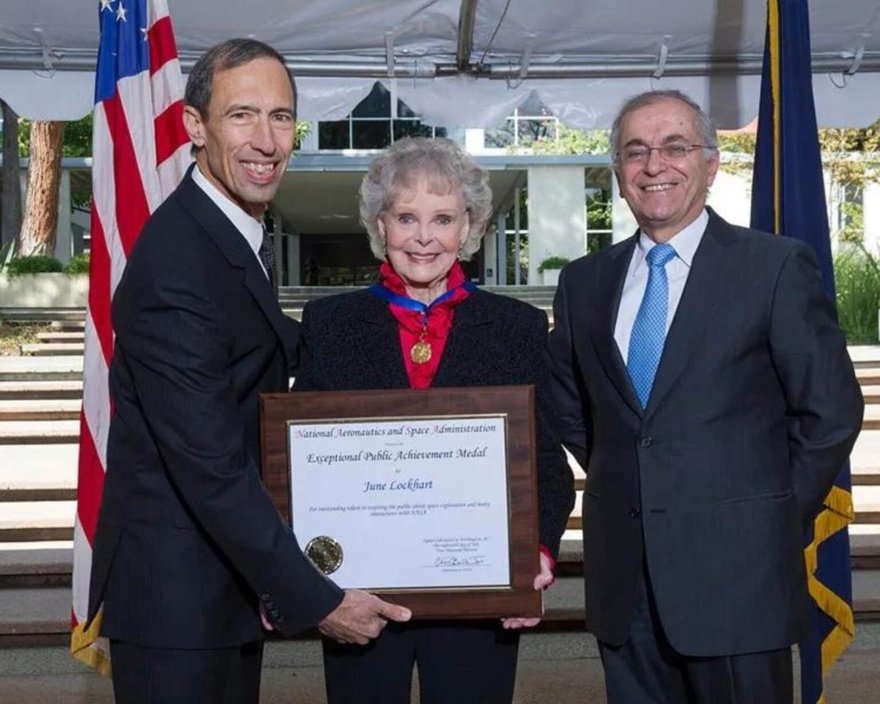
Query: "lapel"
589 234 644 417
177 168 293 370
353 292 411 389
432 291 493 386
645 210 738 416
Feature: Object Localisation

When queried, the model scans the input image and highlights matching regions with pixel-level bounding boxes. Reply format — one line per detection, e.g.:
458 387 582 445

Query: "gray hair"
359 137 493 261
610 90 718 171
185 38 296 120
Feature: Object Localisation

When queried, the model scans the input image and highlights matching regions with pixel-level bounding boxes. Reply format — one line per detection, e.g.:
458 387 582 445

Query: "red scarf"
380 261 472 389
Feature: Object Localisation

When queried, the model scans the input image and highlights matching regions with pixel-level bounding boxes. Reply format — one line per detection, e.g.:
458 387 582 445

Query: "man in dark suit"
548 89 864 703
87 38 410 704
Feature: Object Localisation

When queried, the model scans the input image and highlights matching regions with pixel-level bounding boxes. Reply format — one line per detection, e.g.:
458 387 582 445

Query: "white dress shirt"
191 165 270 280
613 209 709 364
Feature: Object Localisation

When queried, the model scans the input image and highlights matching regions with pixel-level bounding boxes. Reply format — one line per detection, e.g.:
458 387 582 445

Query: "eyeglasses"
617 143 717 165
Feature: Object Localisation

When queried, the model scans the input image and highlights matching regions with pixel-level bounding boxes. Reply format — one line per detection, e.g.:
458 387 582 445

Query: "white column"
465 129 485 154
863 182 880 257
495 211 508 286
55 169 72 263
286 232 301 286
611 175 637 244
526 165 586 284
482 221 497 285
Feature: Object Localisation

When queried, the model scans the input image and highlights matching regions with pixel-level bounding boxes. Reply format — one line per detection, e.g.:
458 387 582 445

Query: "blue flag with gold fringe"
750 1 855 702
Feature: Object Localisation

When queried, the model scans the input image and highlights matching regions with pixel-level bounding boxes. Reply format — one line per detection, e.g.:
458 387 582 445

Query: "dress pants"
109 639 264 704
597 567 793 704
323 620 519 704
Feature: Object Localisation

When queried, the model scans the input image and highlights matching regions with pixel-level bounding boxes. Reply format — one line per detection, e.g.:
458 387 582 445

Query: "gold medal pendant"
410 340 432 364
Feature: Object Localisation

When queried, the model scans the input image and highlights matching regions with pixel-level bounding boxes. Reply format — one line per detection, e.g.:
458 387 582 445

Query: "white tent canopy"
1 0 878 128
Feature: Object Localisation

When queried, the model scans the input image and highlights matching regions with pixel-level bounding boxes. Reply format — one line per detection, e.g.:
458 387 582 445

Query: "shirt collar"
636 208 709 269
191 164 264 257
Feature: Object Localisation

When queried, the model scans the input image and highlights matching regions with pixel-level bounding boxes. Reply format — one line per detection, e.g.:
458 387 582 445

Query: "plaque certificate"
260 386 541 618
289 415 510 590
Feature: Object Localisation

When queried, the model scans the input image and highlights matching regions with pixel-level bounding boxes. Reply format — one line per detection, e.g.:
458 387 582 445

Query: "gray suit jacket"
549 210 863 656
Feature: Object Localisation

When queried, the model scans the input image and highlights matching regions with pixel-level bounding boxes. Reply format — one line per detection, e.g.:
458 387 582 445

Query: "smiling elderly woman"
293 136 574 704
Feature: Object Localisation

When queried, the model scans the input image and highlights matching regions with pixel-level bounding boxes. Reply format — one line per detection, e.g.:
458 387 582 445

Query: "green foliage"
537 255 571 272
294 121 310 150
63 253 90 275
19 114 92 157
0 322 50 357
4 255 63 277
524 126 610 155
834 245 880 343
838 200 865 245
717 132 757 177
819 124 880 192
587 188 612 230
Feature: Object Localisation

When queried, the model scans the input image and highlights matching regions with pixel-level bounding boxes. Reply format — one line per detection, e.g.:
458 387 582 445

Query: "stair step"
0 543 74 588
857 369 880 386
50 320 85 332
0 445 77 501
0 399 81 421
862 385 880 404
19 343 85 357
850 346 880 368
0 356 83 382
0 501 76 542
0 380 84 400
864 405 880 430
0 420 80 445
35 331 85 344
0 308 85 324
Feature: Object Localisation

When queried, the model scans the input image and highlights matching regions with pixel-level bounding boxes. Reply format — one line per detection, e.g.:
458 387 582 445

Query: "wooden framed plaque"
260 386 540 619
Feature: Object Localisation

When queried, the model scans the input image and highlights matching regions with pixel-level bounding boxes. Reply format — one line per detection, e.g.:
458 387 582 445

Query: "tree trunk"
1 100 22 252
19 120 65 257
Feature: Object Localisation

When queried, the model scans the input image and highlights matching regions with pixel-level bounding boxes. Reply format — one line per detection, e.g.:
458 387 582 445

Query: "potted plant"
537 256 570 286
0 254 89 308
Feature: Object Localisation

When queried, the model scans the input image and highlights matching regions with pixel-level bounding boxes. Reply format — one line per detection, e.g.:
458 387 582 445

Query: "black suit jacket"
88 168 342 648
293 287 575 558
549 210 864 656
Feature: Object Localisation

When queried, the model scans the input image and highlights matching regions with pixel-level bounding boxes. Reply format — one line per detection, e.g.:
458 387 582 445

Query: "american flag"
70 0 190 672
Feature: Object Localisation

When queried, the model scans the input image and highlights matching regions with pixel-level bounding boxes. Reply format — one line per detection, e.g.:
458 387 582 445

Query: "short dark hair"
184 38 296 119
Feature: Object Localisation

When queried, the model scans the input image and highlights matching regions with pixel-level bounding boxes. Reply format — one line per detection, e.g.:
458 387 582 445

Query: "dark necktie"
258 227 276 291
627 243 676 408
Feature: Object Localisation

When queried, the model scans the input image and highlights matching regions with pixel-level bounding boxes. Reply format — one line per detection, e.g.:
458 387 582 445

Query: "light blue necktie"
627 243 677 408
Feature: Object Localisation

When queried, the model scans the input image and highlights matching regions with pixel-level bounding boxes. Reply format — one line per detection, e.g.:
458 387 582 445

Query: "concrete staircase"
1 298 879 647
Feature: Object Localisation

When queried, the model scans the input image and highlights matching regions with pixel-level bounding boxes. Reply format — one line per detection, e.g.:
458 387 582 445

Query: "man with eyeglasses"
548 89 863 703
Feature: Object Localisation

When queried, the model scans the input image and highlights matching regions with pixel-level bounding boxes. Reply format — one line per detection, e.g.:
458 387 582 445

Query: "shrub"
537 256 571 273
63 254 90 275
5 255 64 277
834 246 880 343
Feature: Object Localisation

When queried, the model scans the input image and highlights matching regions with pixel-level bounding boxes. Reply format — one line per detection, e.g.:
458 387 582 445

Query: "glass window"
352 121 392 149
318 121 349 150
315 82 450 151
483 95 559 150
352 84 391 118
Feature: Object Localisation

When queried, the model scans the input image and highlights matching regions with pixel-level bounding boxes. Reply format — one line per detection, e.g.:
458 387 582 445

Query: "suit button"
640 437 653 448
628 508 641 519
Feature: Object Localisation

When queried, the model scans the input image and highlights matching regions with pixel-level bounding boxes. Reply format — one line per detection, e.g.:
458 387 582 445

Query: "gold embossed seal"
305 536 343 575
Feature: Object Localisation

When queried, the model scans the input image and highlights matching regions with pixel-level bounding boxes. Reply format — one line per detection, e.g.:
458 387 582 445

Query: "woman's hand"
501 551 553 629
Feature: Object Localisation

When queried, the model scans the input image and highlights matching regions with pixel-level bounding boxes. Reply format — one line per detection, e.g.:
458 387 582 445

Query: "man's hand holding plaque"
318 590 412 645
